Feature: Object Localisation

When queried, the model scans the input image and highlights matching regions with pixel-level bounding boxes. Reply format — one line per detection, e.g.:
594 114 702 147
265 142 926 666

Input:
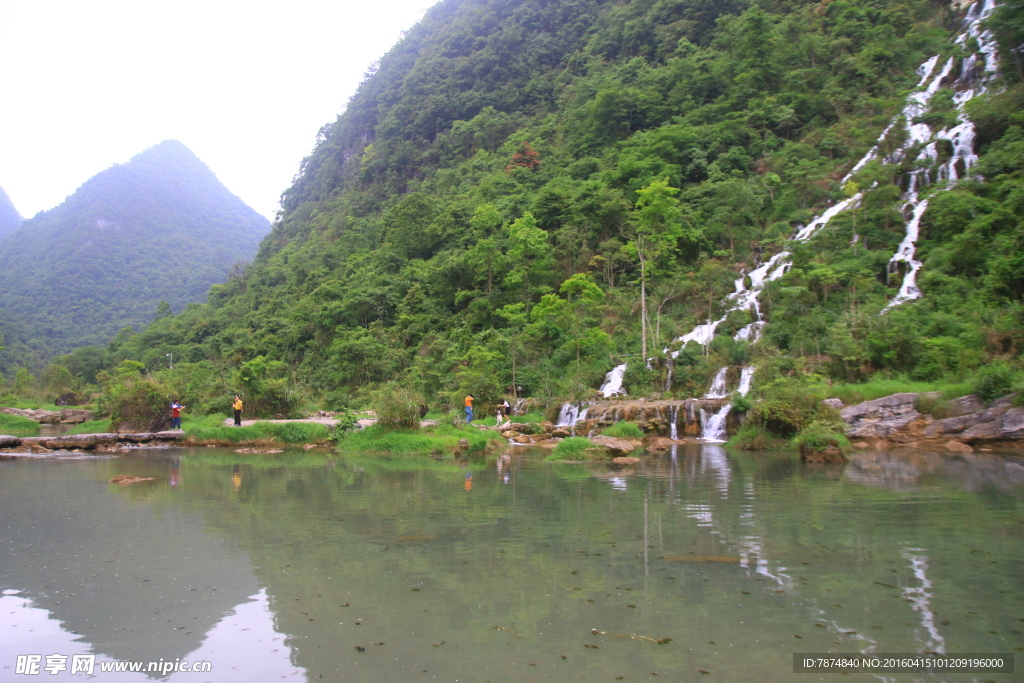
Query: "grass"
545 436 599 462
827 378 973 406
600 421 644 439
334 424 502 456
186 421 332 446
0 413 40 437
65 419 113 435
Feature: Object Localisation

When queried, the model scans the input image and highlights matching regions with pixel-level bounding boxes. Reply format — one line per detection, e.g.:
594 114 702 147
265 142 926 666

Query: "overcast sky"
0 0 438 221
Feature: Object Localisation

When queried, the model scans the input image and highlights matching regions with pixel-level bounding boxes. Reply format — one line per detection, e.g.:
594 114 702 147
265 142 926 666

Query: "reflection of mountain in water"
845 449 1024 492
0 458 258 665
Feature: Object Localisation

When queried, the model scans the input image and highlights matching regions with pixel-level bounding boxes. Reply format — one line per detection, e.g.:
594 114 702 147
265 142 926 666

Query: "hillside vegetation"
5 0 1023 420
0 185 21 242
0 140 270 365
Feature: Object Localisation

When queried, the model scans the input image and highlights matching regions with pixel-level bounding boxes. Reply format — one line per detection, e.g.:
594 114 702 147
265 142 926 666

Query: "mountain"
42 0 1024 415
0 185 22 242
0 140 270 357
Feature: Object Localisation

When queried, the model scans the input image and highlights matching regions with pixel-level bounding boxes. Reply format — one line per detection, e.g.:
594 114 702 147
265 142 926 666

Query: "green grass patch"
65 419 113 435
600 421 643 439
0 400 70 411
186 421 332 446
182 414 232 430
0 413 40 437
827 377 972 405
334 424 501 456
545 436 600 461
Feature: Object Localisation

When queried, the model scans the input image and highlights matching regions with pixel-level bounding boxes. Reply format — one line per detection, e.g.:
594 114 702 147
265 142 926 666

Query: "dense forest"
0 140 270 368
0 185 21 242
4 0 1024 423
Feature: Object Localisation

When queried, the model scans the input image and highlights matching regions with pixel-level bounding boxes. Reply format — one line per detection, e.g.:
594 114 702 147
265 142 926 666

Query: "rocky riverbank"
0 407 94 424
0 430 184 454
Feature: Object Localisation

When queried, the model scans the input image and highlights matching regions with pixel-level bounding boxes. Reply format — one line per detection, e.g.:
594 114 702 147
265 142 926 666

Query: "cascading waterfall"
704 367 729 398
599 2 996 406
883 0 998 310
598 363 627 398
669 405 679 440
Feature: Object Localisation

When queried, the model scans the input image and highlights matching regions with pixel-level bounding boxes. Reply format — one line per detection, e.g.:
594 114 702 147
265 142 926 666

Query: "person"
500 398 511 424
464 394 474 423
233 395 243 426
170 400 184 429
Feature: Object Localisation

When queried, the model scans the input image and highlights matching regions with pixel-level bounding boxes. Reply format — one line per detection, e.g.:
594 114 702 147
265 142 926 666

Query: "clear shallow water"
0 445 1021 682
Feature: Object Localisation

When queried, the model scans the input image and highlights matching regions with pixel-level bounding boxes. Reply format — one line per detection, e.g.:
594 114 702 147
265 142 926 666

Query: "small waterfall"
512 398 527 416
599 363 627 398
669 405 679 440
704 367 729 398
700 366 755 442
555 403 589 427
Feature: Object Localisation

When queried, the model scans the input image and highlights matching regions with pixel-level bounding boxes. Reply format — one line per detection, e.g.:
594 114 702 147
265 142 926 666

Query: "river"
0 444 1020 681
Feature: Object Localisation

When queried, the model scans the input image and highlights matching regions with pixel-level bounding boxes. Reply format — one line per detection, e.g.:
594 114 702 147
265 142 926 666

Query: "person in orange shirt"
464 395 474 423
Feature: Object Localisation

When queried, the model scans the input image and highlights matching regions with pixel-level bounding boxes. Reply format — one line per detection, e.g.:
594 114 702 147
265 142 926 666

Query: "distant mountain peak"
0 185 22 242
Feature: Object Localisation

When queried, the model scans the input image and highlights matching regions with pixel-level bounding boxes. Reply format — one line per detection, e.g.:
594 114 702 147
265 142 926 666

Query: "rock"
589 435 635 455
943 394 985 417
1001 406 1024 438
152 430 185 440
0 435 19 448
539 420 555 433
645 436 676 452
841 393 920 438
109 475 156 485
513 435 532 444
234 448 283 454
944 440 973 453
530 434 552 443
822 398 844 410
551 427 572 438
59 409 94 423
121 433 156 442
612 456 641 465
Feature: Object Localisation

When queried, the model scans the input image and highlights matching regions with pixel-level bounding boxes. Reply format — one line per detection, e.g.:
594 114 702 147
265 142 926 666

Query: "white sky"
0 0 438 221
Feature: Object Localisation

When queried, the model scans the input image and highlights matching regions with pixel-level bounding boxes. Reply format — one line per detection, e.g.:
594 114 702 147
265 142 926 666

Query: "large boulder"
925 395 1021 440
589 435 635 455
59 409 94 424
0 435 20 448
841 393 921 438
644 436 676 452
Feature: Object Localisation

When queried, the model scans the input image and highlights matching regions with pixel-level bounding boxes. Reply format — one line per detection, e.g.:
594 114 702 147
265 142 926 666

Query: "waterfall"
664 1 999 359
669 405 679 440
704 367 729 398
700 367 755 442
599 363 627 398
883 0 998 310
555 403 589 427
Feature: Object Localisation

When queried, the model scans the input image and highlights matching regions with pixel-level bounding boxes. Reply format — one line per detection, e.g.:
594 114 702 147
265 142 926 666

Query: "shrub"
792 421 850 454
601 421 643 438
972 360 1021 402
548 436 598 460
374 383 424 430
107 376 171 432
727 424 788 451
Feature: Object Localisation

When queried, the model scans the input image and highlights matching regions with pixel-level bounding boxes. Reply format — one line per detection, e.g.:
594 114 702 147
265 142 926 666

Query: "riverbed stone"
821 398 844 410
944 439 973 453
645 436 676 452
589 435 635 454
0 435 19 448
612 456 641 465
944 394 985 417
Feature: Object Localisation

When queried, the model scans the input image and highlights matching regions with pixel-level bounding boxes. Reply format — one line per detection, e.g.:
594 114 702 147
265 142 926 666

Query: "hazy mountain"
0 185 22 242
0 140 270 356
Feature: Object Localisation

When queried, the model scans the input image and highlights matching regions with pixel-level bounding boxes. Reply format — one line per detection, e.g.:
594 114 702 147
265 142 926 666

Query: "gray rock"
822 398 844 410
999 406 1024 438
841 393 921 437
944 394 984 417
0 435 20 448
153 430 185 440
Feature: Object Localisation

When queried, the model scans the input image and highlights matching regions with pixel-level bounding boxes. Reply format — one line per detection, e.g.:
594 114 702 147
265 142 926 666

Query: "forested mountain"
32 0 1024 414
0 185 22 242
0 140 270 361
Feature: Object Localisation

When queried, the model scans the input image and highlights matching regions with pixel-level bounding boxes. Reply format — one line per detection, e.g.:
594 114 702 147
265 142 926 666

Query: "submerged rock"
589 435 635 454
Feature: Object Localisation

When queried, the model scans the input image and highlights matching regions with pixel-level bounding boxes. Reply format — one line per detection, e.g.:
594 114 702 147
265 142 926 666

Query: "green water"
0 445 1021 682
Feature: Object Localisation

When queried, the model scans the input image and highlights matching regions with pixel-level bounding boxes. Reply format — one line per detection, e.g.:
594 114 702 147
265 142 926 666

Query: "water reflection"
0 445 1020 682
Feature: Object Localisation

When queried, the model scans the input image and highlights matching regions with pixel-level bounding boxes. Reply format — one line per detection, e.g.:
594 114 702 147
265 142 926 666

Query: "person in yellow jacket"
233 395 243 426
